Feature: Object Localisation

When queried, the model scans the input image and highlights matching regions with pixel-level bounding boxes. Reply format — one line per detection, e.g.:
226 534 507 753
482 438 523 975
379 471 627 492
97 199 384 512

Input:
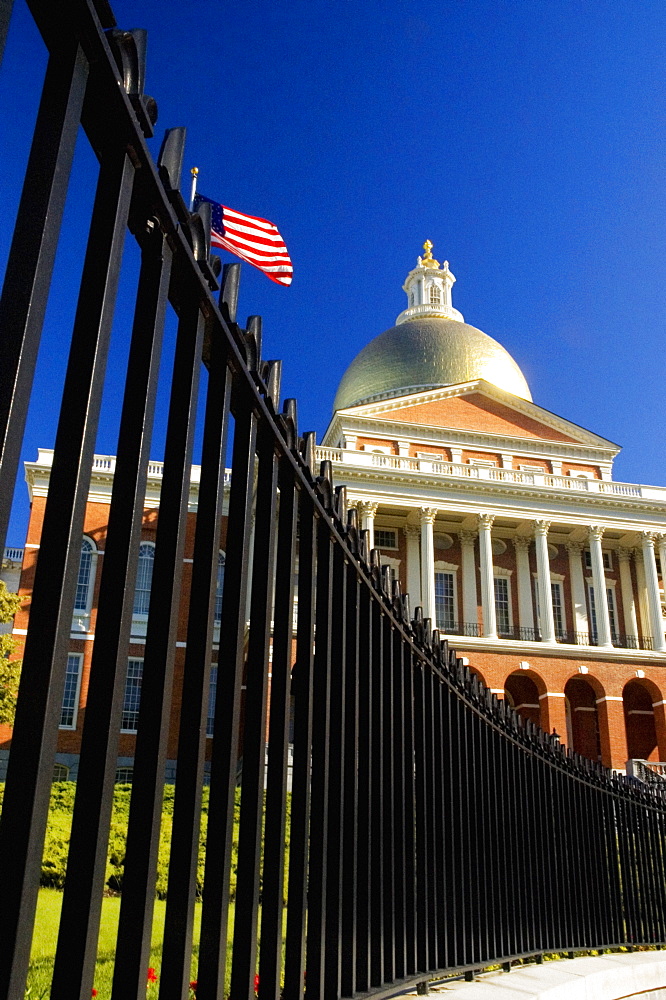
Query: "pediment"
333 381 619 451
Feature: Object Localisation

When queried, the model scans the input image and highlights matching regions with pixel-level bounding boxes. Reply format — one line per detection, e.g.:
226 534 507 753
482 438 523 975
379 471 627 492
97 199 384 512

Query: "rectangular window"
584 549 612 570
551 582 564 636
121 658 143 732
206 664 218 737
434 571 455 630
494 577 511 634
588 586 617 642
374 529 397 550
60 653 82 728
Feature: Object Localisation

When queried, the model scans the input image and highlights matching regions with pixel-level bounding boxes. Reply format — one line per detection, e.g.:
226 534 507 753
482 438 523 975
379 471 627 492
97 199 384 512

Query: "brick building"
2 241 666 779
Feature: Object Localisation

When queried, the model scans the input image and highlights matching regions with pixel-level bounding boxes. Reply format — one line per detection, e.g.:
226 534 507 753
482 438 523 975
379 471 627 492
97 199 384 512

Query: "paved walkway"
401 952 666 1000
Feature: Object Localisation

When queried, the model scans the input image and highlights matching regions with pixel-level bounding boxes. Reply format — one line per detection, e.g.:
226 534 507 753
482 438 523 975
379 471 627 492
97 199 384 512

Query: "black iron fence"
2 4 666 1000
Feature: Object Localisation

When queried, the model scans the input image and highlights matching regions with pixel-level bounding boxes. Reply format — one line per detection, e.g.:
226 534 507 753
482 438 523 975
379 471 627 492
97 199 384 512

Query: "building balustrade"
435 621 654 650
315 446 654 498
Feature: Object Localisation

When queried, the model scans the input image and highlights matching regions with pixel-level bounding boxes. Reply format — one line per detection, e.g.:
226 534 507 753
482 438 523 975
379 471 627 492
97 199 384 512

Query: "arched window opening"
564 677 601 762
134 542 155 616
214 552 225 625
429 284 441 306
504 672 541 726
624 680 658 761
53 763 70 781
74 537 96 613
115 767 134 784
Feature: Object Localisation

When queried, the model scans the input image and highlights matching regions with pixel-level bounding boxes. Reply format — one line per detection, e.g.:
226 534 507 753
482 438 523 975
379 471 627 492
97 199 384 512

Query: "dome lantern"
397 240 464 326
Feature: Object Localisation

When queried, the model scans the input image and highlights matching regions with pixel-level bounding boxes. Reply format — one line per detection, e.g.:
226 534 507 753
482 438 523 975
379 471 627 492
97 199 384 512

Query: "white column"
403 524 422 613
635 549 651 646
566 541 589 642
641 532 665 652
513 536 534 635
358 501 378 553
420 508 437 624
588 525 613 648
477 514 497 638
459 530 478 632
658 535 666 634
617 547 639 645
534 519 556 643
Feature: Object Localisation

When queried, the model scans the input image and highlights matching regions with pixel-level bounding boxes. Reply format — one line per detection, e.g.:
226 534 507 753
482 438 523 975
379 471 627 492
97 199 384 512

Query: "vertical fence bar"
50 222 173 1000
305 518 334 999
259 454 298 1000
354 580 372 993
0 38 89 550
283 491 316 1000
112 284 206 1000
340 562 360 997
323 542 347 1000
369 596 385 986
391 628 407 980
197 386 257 1000
159 321 233 1000
0 148 134 1000
403 645 417 977
230 418 280 1000
382 614 395 984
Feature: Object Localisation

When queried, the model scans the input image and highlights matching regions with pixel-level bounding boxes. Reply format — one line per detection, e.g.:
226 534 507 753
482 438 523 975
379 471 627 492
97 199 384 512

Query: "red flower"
254 973 260 994
91 990 98 998
147 968 158 984
189 982 198 993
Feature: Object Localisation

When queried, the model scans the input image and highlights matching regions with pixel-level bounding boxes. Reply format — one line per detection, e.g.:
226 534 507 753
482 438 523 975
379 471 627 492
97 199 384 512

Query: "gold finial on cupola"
421 239 440 269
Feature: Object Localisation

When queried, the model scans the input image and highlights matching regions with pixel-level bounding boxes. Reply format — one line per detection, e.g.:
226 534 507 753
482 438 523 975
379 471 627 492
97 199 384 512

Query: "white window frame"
121 658 144 733
494 570 513 634
586 578 618 642
214 550 225 627
434 560 458 630
374 529 398 550
59 652 83 729
551 580 565 637
72 536 98 632
132 541 155 636
584 549 612 571
206 663 218 738
429 283 442 305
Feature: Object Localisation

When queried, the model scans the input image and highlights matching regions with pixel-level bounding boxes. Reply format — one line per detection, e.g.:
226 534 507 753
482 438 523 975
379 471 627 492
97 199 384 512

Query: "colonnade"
357 501 666 651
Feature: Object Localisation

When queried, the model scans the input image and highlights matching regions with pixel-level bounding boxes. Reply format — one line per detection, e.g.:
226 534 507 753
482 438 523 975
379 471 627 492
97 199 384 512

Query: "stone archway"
504 671 542 727
623 679 661 762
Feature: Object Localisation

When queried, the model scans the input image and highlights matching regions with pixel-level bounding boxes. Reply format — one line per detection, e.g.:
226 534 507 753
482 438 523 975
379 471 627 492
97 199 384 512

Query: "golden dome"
333 316 532 411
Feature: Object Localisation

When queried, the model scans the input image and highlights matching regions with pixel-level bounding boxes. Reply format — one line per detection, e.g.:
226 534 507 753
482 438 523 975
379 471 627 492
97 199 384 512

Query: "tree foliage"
0 579 21 725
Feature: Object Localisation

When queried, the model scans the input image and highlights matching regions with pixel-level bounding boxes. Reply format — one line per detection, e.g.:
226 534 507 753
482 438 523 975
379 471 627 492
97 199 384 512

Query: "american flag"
194 194 293 286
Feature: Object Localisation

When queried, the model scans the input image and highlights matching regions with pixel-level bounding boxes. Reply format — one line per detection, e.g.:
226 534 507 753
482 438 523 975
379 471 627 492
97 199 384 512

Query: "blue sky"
1 0 665 543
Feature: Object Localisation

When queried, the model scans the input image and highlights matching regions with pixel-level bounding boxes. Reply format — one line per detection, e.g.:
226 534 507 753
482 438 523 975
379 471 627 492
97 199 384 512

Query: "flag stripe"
195 193 293 286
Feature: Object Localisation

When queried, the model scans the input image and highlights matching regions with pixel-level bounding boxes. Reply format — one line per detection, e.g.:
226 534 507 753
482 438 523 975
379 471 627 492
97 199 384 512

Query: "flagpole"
189 166 198 211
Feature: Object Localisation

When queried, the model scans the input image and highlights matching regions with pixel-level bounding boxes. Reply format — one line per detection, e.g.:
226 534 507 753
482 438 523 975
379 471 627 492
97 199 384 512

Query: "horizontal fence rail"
1 4 666 1000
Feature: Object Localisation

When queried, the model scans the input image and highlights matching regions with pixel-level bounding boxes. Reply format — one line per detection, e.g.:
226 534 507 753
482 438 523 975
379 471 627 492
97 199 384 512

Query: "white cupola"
396 240 464 326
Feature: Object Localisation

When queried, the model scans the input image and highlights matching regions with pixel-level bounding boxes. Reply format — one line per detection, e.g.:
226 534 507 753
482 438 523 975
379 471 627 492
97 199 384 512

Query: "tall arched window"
429 284 441 305
74 537 96 614
134 542 155 616
214 551 225 625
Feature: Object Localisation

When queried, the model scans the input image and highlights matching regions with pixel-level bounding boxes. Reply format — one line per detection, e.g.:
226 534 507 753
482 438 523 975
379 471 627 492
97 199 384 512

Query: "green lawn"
28 890 204 999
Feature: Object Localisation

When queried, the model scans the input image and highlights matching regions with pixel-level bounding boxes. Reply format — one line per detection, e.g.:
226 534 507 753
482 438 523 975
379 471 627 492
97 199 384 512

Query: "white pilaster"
617 547 639 645
534 520 556 643
450 447 462 464
359 501 378 553
588 526 612 648
566 541 589 641
420 508 438 624
641 532 665 652
513 536 534 635
477 514 497 639
459 530 478 631
404 524 422 613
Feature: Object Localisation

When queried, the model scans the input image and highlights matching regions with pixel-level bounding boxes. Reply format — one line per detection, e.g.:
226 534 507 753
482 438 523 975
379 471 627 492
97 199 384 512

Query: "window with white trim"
53 763 70 781
121 658 143 732
551 582 564 636
74 537 96 613
214 551 225 624
494 576 512 634
115 767 134 783
374 529 397 550
435 571 455 630
584 549 612 570
429 284 441 305
206 663 218 737
588 584 618 642
60 653 83 728
133 541 155 618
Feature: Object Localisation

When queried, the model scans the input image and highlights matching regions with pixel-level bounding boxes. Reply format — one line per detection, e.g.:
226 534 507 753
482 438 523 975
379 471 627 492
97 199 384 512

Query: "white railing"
314 447 666 502
3 547 24 563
